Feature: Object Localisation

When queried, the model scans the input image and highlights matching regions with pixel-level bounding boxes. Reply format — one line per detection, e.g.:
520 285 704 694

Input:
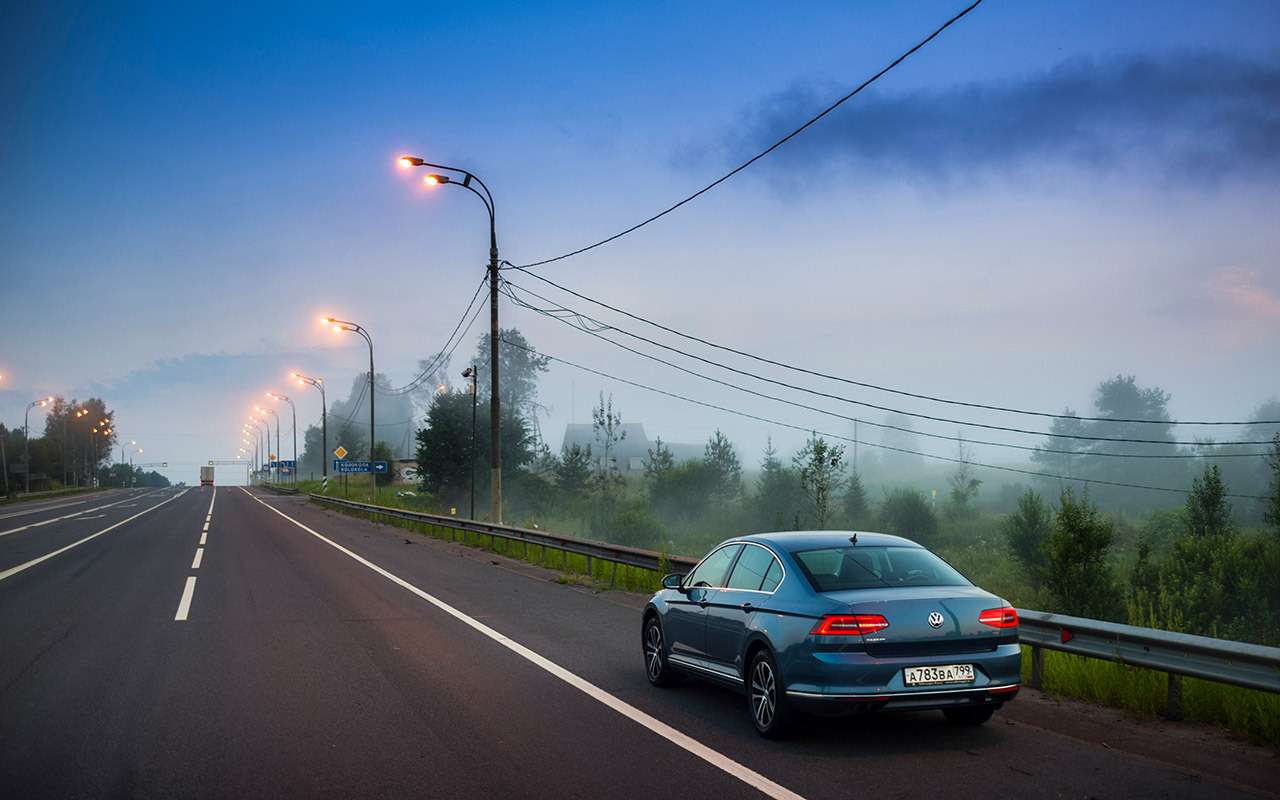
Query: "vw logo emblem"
927 612 944 629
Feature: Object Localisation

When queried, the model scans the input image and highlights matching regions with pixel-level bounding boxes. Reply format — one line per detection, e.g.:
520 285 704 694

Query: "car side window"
759 559 783 593
726 545 776 591
686 544 743 588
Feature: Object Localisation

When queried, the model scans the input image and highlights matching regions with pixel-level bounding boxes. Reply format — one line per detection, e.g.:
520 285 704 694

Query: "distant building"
560 423 702 472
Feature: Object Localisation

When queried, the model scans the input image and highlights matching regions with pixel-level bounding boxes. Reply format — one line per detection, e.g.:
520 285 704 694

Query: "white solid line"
239 488 805 800
191 548 203 569
202 522 210 532
0 490 163 538
199 531 207 545
0 498 89 520
0 490 188 583
174 576 197 621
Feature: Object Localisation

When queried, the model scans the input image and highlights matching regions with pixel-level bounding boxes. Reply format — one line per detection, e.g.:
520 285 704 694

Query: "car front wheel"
747 649 794 738
643 616 678 687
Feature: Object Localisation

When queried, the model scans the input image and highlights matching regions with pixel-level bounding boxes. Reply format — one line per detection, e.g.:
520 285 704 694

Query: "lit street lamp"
255 407 280 485
320 318 373 468
266 392 297 486
292 372 327 480
24 396 54 493
398 155 503 522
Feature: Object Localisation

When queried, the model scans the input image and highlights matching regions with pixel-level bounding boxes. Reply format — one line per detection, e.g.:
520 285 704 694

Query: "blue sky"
2 1 1278 484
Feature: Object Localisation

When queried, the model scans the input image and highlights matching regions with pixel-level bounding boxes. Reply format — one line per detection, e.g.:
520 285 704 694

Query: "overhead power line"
502 281 1274 449
502 337 1269 501
509 0 986 270
509 267 1279 428
379 275 488 396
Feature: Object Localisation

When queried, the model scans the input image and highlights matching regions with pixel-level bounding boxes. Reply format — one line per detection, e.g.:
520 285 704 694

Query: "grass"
1022 646 1280 745
0 485 109 505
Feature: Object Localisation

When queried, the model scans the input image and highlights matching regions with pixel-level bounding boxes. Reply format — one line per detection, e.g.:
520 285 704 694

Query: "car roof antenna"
849 533 858 545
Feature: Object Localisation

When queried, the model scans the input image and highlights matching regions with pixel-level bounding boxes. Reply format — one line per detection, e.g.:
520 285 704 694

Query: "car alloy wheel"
644 617 677 687
751 659 776 729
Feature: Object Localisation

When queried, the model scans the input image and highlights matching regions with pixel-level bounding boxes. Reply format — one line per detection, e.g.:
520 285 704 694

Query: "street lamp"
462 366 479 520
292 372 327 480
255 407 281 485
249 416 270 484
266 392 297 486
398 154 503 522
23 396 54 493
120 439 139 487
320 314 373 465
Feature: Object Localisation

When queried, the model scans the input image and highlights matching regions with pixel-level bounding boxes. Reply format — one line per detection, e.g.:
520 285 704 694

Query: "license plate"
904 664 975 686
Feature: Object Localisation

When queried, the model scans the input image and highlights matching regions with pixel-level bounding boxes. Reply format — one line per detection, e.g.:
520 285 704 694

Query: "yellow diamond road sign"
333 446 348 459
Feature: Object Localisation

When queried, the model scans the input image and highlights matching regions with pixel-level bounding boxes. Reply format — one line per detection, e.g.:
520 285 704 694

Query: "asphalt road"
0 486 1270 799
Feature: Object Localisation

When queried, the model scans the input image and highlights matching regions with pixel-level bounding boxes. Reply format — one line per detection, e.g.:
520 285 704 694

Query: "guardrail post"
1030 645 1044 690
610 561 618 590
587 555 594 580
1165 673 1183 721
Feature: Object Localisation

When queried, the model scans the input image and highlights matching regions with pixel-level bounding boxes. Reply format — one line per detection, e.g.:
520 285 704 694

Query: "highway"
0 487 1272 799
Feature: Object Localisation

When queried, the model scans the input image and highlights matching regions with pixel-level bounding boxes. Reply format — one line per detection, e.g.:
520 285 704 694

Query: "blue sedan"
642 531 1021 737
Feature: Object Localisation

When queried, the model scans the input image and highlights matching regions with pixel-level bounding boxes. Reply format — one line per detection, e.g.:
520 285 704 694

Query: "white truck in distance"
200 466 214 487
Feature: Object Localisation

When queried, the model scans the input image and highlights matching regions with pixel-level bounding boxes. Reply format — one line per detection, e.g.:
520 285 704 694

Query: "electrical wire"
502 281 1274 449
502 337 1270 501
508 266 1280 428
379 275 488 395
509 0 985 270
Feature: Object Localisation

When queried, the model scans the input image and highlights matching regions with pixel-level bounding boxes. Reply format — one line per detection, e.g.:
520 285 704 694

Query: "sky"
2 0 1278 486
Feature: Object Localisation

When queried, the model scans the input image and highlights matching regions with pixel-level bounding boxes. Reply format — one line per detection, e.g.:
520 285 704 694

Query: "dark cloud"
716 53 1280 182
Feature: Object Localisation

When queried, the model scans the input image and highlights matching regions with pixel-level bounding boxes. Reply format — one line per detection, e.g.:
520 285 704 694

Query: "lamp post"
266 392 297 486
120 440 139 487
462 366 479 520
292 372 326 480
320 316 373 460
255 407 280 485
249 416 270 484
0 374 7 496
24 396 54 493
73 408 88 486
398 155 502 522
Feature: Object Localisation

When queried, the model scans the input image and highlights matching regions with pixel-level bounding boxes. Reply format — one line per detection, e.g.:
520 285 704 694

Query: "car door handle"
741 603 754 613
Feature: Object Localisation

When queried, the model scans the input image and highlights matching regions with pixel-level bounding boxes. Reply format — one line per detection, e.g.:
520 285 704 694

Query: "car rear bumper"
786 682 1019 713
780 642 1022 711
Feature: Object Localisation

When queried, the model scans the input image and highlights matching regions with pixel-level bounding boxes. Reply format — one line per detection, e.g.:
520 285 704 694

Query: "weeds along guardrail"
307 493 1280 718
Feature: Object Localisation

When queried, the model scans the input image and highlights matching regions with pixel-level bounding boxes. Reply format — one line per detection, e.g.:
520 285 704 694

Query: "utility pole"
489 235 501 523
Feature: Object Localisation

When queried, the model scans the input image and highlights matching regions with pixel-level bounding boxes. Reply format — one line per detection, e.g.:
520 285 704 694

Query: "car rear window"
793 546 970 592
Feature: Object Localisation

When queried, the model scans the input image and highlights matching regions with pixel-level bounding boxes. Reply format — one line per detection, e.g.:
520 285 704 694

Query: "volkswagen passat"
642 531 1020 737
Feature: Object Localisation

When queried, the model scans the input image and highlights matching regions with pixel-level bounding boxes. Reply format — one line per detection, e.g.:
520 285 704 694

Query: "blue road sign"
267 460 296 469
333 460 389 474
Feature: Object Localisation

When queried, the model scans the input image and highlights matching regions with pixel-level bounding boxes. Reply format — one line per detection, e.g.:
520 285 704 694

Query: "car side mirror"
661 573 686 592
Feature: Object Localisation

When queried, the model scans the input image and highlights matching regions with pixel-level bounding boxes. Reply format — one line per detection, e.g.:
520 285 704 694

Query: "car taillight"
979 607 1018 628
811 614 890 636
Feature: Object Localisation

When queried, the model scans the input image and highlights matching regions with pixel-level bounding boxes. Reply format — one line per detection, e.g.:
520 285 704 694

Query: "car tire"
747 648 794 738
643 616 679 687
943 706 995 726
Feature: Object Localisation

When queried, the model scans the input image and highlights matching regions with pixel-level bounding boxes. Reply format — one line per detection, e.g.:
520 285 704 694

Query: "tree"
473 328 550 422
1045 489 1120 619
752 438 803 531
946 438 982 520
879 488 938 544
844 469 871 528
415 389 534 509
703 429 742 505
591 393 626 501
1185 464 1233 538
1266 435 1280 537
555 443 593 498
794 434 844 528
1003 490 1051 590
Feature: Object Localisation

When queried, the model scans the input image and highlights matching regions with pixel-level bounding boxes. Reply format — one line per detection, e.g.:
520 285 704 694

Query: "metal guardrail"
307 493 1279 715
309 494 697 577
